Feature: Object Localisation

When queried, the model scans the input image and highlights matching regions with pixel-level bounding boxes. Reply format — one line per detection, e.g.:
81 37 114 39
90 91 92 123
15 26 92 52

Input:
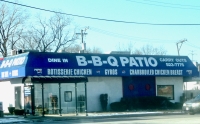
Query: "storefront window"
34 84 42 115
44 83 59 115
157 85 174 100
24 86 32 114
77 83 86 113
34 82 86 115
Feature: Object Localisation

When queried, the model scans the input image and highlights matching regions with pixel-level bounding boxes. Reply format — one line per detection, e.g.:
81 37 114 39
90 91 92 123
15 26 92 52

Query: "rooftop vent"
110 51 130 55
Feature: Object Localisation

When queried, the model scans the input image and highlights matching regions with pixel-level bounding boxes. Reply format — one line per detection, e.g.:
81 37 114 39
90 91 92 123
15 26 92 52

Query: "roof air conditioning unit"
11 49 17 56
22 50 39 53
58 49 65 53
17 49 23 54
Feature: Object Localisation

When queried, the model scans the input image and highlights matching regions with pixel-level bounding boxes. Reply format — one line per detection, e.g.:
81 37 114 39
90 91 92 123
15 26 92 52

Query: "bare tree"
17 31 38 50
63 44 81 53
86 46 102 53
32 18 53 52
133 44 167 55
19 13 77 52
116 42 167 55
133 49 143 55
115 42 135 54
0 3 27 57
62 44 102 53
50 13 77 52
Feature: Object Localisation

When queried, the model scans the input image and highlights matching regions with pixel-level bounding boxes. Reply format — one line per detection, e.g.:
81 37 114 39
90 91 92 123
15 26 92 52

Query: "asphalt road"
20 113 200 124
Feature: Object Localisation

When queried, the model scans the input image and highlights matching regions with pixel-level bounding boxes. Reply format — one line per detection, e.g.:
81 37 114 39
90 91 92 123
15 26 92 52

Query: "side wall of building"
156 77 183 103
87 77 123 112
0 81 24 113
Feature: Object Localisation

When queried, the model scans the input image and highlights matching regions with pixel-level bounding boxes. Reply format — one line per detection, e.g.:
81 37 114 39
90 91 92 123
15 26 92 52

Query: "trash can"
0 102 4 117
100 94 108 111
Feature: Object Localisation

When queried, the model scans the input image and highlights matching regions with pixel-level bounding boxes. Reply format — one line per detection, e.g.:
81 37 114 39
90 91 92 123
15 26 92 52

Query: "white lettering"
12 70 18 76
175 58 187 62
155 69 170 75
120 57 129 66
130 69 154 75
128 57 157 67
48 58 61 62
47 68 92 76
135 57 144 67
91 56 102 66
0 57 26 68
76 56 87 66
143 57 149 67
160 58 174 62
62 59 68 62
107 56 118 67
170 70 183 75
74 69 92 75
148 57 157 67
75 56 158 67
129 57 139 67
105 69 117 75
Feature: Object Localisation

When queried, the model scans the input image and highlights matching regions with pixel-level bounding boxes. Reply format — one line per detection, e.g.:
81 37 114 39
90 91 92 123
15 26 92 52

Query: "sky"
2 0 200 63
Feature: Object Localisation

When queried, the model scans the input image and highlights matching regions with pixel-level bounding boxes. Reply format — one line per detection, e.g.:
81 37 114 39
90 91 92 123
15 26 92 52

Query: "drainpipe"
59 83 62 116
75 83 78 116
85 82 88 116
24 83 27 118
41 83 44 117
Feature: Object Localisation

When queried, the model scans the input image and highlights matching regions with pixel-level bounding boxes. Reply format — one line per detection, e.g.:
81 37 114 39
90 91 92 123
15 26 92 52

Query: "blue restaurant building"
0 52 199 116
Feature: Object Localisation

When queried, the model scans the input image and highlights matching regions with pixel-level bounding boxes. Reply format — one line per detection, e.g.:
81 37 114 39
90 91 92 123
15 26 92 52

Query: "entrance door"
24 85 35 115
15 86 22 109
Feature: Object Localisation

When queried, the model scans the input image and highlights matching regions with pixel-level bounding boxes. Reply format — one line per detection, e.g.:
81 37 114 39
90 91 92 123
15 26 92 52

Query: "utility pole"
176 39 187 56
189 50 196 62
76 27 88 53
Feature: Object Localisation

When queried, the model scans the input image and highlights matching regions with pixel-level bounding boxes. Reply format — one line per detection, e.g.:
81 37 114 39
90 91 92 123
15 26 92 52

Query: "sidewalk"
0 115 30 123
0 110 184 123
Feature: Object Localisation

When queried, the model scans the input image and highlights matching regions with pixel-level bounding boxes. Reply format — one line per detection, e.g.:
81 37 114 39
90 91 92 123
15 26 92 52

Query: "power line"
143 0 200 8
185 42 200 49
90 26 176 43
189 50 197 61
1 0 200 25
126 0 200 10
90 27 200 49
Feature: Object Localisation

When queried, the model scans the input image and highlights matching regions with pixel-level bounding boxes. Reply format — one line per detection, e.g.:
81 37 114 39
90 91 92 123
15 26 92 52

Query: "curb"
24 111 185 122
0 111 184 123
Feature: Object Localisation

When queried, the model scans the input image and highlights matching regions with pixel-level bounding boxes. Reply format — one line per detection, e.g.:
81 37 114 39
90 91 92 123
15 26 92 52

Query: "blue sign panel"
0 53 28 79
0 52 199 79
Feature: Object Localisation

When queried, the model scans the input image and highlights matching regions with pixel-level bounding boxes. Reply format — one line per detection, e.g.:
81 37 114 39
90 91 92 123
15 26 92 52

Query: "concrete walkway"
0 110 184 123
0 115 30 123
